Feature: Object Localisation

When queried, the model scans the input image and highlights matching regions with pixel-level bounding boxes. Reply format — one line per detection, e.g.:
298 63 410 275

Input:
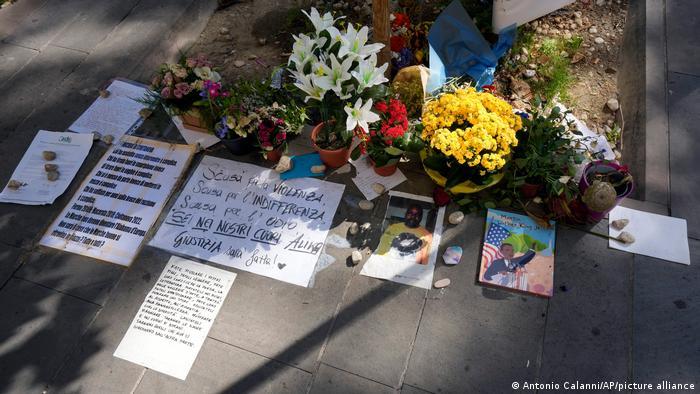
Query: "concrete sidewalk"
0 1 698 393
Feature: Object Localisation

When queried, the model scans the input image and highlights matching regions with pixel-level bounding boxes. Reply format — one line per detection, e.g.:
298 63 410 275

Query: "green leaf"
484 201 497 209
384 146 404 156
456 196 472 205
350 146 362 161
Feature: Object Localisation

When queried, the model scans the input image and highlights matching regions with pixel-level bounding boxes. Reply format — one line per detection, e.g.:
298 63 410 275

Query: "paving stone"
633 239 700 386
2 0 92 50
400 384 433 394
49 247 171 393
666 0 700 76
15 247 125 305
0 244 26 287
0 278 100 393
50 0 141 53
309 363 395 394
0 45 86 141
208 220 356 372
321 274 427 388
668 72 700 239
404 214 547 393
0 43 37 88
0 0 49 40
538 228 633 384
135 338 311 393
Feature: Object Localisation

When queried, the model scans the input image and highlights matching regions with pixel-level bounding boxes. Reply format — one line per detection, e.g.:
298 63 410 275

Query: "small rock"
98 89 110 98
520 47 529 56
92 131 102 140
219 27 230 35
611 219 629 230
44 163 58 172
335 163 352 174
589 26 598 34
42 151 56 161
573 11 582 18
594 37 605 45
606 98 620 111
7 180 23 190
528 63 537 69
360 222 372 232
616 231 635 244
101 134 115 145
371 183 385 195
523 69 536 78
138 108 152 119
233 60 245 68
434 278 451 289
448 211 464 225
348 222 359 235
596 0 605 6
358 200 374 210
310 164 326 174
274 155 293 173
46 171 60 182
442 246 463 266
248 54 258 60
571 52 585 64
258 38 267 46
563 32 572 40
351 250 363 264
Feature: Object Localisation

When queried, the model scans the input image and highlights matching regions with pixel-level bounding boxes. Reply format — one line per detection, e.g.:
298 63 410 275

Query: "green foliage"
530 38 575 102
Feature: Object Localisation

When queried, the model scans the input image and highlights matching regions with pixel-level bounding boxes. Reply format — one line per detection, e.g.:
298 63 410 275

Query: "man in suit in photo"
483 242 537 282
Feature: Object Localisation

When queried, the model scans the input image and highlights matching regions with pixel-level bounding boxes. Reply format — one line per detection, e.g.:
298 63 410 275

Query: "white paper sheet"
492 0 574 32
40 136 194 266
149 155 345 287
351 155 407 201
608 206 691 265
69 80 147 139
360 191 446 289
172 115 221 149
114 256 236 380
0 130 93 205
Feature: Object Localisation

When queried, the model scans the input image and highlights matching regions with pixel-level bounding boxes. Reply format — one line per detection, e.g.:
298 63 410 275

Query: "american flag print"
482 222 510 270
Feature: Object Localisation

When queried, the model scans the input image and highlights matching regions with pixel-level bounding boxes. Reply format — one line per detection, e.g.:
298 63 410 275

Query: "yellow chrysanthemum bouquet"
420 85 523 192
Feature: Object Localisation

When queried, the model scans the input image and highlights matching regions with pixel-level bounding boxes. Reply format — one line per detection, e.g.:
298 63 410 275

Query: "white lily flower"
294 73 326 102
289 33 324 68
558 175 572 184
302 7 342 34
314 54 353 97
325 26 344 47
352 53 388 91
344 98 380 133
338 25 384 59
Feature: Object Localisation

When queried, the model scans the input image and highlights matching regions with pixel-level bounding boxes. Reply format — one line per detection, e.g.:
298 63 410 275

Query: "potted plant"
579 160 634 222
145 54 221 130
511 105 587 202
420 83 523 193
287 7 389 168
251 103 307 162
352 97 421 176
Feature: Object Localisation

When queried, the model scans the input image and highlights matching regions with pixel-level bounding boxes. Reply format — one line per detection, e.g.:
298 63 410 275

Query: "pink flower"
186 57 197 68
174 82 192 97
163 72 173 86
161 86 172 99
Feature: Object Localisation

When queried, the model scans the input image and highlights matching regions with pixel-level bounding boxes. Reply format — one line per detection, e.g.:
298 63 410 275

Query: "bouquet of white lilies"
288 7 389 150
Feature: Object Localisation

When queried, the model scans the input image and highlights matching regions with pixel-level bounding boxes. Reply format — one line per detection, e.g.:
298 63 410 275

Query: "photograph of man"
375 204 433 265
483 242 537 285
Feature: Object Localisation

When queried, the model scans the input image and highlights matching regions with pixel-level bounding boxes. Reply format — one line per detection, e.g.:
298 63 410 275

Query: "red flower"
390 36 406 52
433 187 451 207
374 100 388 113
391 13 410 30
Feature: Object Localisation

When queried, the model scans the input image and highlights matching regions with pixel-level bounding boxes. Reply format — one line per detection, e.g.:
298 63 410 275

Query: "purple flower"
215 117 229 139
393 47 413 69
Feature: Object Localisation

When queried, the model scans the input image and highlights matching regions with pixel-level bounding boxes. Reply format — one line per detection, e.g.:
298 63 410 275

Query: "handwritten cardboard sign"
149 155 345 287
40 136 194 266
114 256 236 380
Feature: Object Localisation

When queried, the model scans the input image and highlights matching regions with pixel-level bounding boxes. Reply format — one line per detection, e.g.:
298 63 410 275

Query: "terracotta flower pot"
179 109 208 132
579 160 634 222
310 123 351 168
265 146 283 163
368 156 398 176
520 182 542 199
